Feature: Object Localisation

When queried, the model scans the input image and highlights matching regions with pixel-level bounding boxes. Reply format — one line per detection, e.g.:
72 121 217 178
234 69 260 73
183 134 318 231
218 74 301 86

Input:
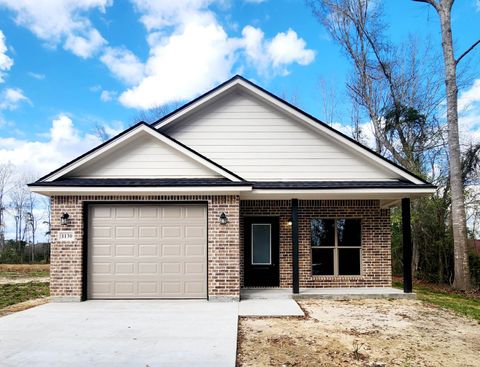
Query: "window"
311 219 361 275
251 223 271 265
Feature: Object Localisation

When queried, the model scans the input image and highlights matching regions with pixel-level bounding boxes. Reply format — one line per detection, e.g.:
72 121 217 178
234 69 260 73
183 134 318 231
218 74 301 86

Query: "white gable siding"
69 132 221 178
163 92 402 181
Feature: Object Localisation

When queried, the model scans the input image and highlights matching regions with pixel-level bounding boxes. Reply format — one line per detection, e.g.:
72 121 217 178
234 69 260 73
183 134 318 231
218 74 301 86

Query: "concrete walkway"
0 301 239 367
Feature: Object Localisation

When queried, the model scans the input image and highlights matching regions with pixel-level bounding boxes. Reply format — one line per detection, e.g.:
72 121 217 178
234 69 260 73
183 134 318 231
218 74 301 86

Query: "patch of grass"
0 282 50 309
0 270 50 278
0 264 50 279
393 280 480 322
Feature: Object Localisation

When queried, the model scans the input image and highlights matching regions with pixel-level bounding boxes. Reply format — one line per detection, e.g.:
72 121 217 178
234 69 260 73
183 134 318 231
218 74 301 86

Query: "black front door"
244 216 279 287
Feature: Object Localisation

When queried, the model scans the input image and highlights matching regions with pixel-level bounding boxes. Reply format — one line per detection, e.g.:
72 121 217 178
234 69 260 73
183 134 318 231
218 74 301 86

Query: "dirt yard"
237 299 480 367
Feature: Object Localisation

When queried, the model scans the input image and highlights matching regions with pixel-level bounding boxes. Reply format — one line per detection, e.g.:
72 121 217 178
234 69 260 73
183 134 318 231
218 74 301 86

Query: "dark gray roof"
29 178 435 189
251 181 436 189
28 178 252 187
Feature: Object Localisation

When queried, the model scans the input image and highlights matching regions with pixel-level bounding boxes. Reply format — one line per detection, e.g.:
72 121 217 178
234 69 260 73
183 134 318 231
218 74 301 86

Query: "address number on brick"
58 230 75 242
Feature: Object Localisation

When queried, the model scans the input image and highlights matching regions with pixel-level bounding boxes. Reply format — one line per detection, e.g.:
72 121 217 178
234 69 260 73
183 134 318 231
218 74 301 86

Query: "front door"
244 217 279 287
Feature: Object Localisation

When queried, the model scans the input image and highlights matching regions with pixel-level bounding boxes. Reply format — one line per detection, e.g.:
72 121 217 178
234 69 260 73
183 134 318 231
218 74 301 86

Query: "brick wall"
240 200 392 288
50 195 240 301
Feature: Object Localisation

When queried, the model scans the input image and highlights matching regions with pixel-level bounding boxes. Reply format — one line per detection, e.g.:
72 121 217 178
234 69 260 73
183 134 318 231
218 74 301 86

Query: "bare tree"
413 0 480 290
8 175 31 242
0 163 12 249
133 101 182 125
317 77 339 125
93 123 110 142
309 0 445 174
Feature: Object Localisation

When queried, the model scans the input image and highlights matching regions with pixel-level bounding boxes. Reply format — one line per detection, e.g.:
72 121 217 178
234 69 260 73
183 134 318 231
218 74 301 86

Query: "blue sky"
0 0 479 177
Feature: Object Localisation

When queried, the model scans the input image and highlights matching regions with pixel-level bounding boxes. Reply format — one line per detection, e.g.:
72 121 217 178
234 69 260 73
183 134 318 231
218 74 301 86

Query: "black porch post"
402 198 413 293
292 198 299 294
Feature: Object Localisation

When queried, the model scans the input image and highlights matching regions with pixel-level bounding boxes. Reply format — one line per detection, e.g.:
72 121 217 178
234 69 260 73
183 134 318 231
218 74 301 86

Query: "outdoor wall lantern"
219 212 228 225
287 217 293 226
60 212 70 226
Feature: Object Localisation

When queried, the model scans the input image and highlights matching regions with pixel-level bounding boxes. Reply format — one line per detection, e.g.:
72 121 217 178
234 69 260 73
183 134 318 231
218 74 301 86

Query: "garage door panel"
114 244 136 256
114 207 136 218
115 226 136 238
138 281 158 295
138 244 158 257
162 206 183 219
185 244 206 256
91 244 113 256
91 206 113 219
138 207 160 219
138 263 158 274
138 226 158 237
88 204 207 299
162 244 182 256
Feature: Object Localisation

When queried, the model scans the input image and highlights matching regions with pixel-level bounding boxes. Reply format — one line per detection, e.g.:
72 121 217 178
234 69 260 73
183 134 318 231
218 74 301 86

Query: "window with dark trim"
311 219 361 275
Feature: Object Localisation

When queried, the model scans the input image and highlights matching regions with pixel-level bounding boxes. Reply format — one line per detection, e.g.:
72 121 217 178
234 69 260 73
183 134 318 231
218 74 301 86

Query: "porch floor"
241 287 416 300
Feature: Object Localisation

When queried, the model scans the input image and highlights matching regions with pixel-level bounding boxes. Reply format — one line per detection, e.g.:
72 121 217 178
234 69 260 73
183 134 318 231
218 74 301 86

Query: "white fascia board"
43 124 242 182
155 78 425 185
240 187 436 200
28 185 253 196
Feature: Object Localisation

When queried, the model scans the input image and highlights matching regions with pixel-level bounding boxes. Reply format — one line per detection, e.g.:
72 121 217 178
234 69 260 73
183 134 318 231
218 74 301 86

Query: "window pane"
252 224 271 264
338 248 361 275
337 219 361 247
311 219 335 247
312 248 334 275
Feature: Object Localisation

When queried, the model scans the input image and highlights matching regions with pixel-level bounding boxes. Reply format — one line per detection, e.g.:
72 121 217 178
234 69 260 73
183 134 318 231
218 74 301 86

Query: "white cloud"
242 26 315 76
110 1 315 109
119 20 236 109
100 47 145 85
0 115 101 176
0 0 111 58
0 87 29 110
244 0 267 3
64 28 106 58
458 79 480 145
268 29 315 67
27 72 45 80
130 0 217 31
100 89 116 102
89 84 102 92
0 30 13 82
458 79 480 112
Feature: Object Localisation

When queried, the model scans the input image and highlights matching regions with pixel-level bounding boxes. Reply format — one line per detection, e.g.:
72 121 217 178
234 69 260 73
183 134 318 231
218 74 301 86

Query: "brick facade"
50 196 391 301
50 195 240 301
240 200 392 288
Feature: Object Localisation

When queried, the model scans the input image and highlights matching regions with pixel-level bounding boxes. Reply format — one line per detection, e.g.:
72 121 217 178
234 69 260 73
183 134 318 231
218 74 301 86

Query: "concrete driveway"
0 300 239 367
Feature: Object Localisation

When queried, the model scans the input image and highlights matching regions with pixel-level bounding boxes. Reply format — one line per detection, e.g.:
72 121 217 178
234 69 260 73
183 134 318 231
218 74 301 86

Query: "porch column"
292 198 299 294
402 198 413 293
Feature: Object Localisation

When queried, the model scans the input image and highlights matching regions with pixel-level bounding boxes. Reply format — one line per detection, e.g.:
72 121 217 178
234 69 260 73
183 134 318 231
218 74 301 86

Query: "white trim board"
28 185 252 196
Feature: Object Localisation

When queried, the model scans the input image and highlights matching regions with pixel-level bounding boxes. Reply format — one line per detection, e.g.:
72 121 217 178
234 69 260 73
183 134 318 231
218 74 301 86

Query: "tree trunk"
437 2 470 290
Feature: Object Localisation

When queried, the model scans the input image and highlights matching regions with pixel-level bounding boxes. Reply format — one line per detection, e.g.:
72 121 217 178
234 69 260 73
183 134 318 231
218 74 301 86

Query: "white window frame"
311 218 362 276
251 223 272 265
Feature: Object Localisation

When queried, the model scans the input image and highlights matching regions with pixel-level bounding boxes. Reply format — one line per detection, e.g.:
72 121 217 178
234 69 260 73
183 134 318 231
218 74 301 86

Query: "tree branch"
456 39 480 65
412 0 439 11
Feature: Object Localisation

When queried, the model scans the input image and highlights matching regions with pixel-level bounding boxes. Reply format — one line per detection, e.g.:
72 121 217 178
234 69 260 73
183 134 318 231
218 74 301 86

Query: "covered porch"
238 192 417 297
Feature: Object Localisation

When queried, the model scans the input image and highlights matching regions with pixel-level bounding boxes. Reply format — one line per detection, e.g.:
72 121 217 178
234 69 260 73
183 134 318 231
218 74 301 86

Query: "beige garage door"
87 204 207 299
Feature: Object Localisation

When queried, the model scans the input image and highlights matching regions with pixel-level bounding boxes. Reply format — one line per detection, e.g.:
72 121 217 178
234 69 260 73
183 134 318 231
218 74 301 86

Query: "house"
29 75 435 302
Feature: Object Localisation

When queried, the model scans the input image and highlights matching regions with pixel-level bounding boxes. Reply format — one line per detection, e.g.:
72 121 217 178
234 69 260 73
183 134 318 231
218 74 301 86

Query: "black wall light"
60 212 70 226
219 212 228 225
